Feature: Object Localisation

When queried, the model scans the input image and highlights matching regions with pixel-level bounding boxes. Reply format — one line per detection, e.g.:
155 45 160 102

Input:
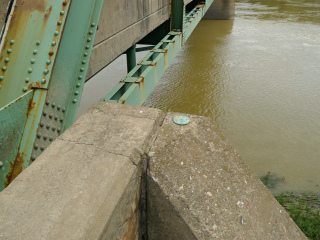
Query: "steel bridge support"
0 0 219 190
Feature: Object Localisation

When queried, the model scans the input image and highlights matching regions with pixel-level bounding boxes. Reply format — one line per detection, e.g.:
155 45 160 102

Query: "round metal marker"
173 115 190 125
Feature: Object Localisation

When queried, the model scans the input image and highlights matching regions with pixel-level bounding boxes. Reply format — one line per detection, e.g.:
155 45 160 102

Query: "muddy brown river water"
144 0 320 194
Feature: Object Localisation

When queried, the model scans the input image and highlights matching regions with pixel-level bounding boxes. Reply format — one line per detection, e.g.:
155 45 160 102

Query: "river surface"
144 0 320 194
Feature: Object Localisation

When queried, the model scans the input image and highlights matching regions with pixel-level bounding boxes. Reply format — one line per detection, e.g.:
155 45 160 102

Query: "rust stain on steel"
6 150 26 185
43 5 53 21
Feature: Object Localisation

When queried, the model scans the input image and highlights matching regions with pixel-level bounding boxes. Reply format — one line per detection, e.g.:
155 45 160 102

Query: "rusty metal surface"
0 0 71 108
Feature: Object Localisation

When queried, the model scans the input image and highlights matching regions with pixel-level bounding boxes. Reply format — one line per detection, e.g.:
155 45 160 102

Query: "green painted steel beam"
103 0 215 106
126 45 136 73
0 0 105 188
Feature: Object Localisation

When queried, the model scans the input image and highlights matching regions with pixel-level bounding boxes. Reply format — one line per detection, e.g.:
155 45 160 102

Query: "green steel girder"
104 0 212 106
0 0 105 189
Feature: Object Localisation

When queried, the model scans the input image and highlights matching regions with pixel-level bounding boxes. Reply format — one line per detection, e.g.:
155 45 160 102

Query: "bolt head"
72 99 77 103
28 68 32 73
89 31 93 35
10 40 14 45
33 50 38 55
22 87 27 92
31 59 35 64
5 58 9 62
36 41 40 45
0 161 3 167
76 83 81 87
25 78 30 83
91 23 96 27
2 66 7 71
75 91 79 95
41 79 46 84
7 49 12 53
51 41 56 46
46 60 51 65
80 68 84 72
57 21 62 26
54 31 59 36
78 75 83 80
60 11 65 15
0 76 4 80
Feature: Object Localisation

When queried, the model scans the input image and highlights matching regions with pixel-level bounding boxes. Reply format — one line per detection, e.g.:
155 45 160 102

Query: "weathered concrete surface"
87 0 170 78
0 102 164 240
0 0 10 35
148 112 307 239
0 103 307 239
203 0 235 20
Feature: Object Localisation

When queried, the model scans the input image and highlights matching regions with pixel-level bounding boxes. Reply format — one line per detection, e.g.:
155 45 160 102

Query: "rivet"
43 111 47 116
46 60 51 65
0 161 3 167
41 79 46 84
75 91 79 95
46 124 50 129
7 49 12 53
28 68 32 73
49 137 53 141
59 117 64 122
91 23 96 27
37 133 42 138
40 122 44 127
62 1 67 6
57 127 61 132
0 76 3 80
33 50 38 55
25 77 30 83
46 100 50 105
31 155 36 160
40 146 45 151
49 113 53 118
44 69 49 74
85 45 90 49
57 105 61 110
89 31 93 35
36 41 40 45
34 144 39 149
78 75 83 80
54 31 59 36
84 52 88 57
57 21 62 26
52 103 56 107
43 135 47 140
54 115 58 120
72 99 77 103
5 58 9 62
82 60 86 64
62 107 65 112
10 40 14 45
51 41 56 46
2 66 7 71
80 68 84 72
31 59 35 64
76 83 81 87
87 38 91 42
60 11 65 15
22 87 27 92
52 126 56 131
49 51 54 56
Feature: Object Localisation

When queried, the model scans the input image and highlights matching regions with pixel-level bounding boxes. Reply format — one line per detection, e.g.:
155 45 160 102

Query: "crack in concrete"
58 138 140 166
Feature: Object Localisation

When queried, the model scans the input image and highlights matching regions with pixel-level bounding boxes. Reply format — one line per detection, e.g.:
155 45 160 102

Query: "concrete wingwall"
87 0 171 79
0 103 307 239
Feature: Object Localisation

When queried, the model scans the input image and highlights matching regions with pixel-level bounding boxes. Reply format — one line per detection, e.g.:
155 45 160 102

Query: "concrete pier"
204 0 235 20
0 103 306 239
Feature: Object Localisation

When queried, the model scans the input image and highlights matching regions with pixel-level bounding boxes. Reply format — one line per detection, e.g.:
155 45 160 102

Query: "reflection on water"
144 0 320 194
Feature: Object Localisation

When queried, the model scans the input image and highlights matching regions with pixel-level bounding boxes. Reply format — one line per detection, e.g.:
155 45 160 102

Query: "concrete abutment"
204 0 235 20
0 103 306 239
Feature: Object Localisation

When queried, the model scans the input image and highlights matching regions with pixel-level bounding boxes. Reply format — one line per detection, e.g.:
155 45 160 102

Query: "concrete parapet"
203 0 235 20
0 103 306 239
0 102 164 240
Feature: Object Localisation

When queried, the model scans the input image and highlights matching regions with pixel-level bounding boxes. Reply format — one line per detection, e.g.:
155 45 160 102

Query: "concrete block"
0 102 165 240
148 112 307 239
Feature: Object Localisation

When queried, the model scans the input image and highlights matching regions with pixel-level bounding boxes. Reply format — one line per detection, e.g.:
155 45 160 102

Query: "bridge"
0 0 307 239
